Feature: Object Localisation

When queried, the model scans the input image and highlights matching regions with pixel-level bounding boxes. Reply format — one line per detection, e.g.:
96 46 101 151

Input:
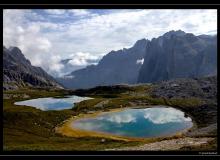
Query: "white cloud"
97 107 191 125
3 9 64 77
98 113 136 124
69 9 90 16
45 9 66 15
48 55 64 73
68 52 100 66
3 9 217 77
4 10 51 57
143 107 192 124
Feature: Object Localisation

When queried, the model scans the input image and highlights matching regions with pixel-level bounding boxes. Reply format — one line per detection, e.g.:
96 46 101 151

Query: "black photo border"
0 3 219 158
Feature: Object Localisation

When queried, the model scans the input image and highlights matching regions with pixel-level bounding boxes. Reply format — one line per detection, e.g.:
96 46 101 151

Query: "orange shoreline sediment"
55 108 143 141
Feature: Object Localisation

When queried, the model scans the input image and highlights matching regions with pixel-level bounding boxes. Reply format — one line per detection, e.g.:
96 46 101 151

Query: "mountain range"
57 38 149 89
57 30 217 89
3 30 216 90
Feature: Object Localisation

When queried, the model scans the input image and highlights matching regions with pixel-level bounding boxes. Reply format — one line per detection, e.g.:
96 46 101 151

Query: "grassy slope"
3 88 143 151
3 83 217 151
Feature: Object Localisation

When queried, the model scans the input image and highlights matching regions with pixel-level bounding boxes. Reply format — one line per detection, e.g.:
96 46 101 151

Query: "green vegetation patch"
168 97 205 108
73 98 104 112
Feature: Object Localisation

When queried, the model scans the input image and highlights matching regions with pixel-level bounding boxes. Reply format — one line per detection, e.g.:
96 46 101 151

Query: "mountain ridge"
57 38 149 89
3 46 63 90
138 30 217 83
58 30 216 89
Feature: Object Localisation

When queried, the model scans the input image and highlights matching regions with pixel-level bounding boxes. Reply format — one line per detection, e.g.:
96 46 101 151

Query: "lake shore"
55 106 194 142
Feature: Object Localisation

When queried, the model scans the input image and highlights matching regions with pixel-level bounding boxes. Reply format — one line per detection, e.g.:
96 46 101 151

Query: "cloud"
4 10 51 57
69 9 90 16
45 9 66 15
55 52 102 76
96 107 191 125
3 10 64 77
98 113 136 124
143 107 192 124
3 9 217 77
68 52 100 66
182 23 197 30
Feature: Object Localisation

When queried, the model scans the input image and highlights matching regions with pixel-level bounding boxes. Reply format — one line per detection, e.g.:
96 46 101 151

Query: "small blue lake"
14 95 92 111
72 107 193 138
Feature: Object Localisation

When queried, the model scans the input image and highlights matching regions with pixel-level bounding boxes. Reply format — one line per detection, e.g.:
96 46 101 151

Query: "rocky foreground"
107 137 215 151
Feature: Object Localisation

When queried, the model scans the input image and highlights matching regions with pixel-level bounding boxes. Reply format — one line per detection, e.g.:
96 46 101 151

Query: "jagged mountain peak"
163 30 186 38
133 38 148 48
138 31 217 83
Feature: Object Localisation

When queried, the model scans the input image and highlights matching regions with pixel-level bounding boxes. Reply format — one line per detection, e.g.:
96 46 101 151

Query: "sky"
3 9 217 77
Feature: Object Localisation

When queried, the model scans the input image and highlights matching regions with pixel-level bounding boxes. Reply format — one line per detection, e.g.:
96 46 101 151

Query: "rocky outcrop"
150 75 217 128
3 46 63 90
150 76 217 101
107 137 214 151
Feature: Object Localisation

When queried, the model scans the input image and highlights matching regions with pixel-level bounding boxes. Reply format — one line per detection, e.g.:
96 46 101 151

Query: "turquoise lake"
72 107 193 138
14 95 92 111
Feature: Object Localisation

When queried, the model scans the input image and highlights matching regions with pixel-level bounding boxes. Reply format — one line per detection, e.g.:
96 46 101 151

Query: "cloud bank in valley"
3 9 217 77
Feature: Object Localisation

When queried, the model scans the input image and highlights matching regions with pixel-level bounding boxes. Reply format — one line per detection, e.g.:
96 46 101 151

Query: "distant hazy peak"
60 58 72 65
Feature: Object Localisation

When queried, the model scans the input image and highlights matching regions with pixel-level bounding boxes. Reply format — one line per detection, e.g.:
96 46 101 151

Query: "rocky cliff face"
58 30 217 89
57 39 149 89
3 46 63 90
138 30 217 83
